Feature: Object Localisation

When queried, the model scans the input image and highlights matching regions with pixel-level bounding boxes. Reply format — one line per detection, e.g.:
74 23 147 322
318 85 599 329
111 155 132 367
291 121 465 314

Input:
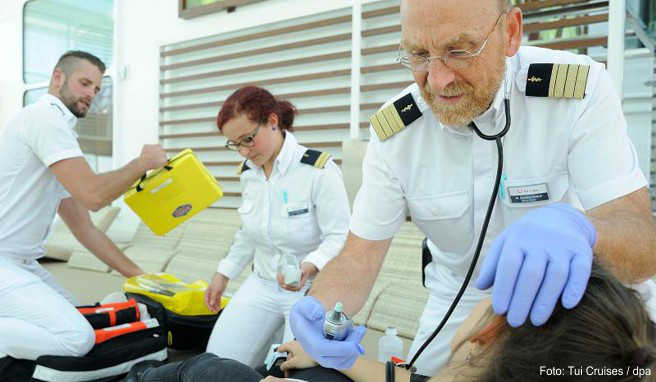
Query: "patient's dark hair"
481 262 655 381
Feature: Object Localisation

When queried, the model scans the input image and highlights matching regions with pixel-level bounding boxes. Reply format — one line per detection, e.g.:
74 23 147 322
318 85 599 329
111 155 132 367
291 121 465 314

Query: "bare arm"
308 232 392 316
58 198 143 277
278 340 412 382
50 145 167 211
587 187 656 283
338 357 412 382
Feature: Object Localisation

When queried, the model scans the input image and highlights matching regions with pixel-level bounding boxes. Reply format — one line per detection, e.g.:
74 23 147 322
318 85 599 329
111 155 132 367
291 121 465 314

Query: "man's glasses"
225 124 262 151
397 12 506 73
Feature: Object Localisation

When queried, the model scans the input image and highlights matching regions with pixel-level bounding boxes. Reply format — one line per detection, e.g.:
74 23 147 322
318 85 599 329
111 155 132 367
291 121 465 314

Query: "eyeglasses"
225 124 262 151
397 12 506 73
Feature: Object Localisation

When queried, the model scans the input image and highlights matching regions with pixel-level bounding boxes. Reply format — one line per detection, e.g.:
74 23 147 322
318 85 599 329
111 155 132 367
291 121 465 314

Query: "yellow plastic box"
124 149 223 236
123 273 228 316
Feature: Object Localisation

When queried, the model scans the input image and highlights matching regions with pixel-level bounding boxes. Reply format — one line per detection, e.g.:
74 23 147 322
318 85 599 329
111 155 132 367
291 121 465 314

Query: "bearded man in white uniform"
0 51 168 361
290 0 656 378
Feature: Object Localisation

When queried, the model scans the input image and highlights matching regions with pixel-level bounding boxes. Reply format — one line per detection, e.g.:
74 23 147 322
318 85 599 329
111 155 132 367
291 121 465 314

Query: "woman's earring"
272 125 278 131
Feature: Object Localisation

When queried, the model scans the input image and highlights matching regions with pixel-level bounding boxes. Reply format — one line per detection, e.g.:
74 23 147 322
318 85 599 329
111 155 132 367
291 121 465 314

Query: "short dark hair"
54 50 106 76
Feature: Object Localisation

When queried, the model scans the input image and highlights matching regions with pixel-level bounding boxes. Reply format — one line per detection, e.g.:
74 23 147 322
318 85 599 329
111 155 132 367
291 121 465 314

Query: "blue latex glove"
290 296 366 370
475 203 596 327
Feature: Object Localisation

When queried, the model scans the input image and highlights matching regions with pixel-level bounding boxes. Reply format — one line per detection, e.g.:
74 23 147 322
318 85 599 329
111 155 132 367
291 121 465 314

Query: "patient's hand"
278 340 318 372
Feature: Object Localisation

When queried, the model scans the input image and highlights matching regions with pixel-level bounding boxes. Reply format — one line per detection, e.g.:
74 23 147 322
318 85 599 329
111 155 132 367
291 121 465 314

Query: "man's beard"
420 59 505 127
59 81 90 118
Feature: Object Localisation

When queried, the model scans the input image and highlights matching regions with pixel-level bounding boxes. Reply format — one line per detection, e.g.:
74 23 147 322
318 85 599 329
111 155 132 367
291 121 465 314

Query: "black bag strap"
136 165 173 192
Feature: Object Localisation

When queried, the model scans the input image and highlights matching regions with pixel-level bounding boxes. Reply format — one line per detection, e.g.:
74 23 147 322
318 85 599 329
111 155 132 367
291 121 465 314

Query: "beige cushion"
189 207 241 227
352 281 391 326
163 207 242 285
378 242 423 285
164 254 220 284
358 223 426 338
92 206 121 232
67 243 129 273
110 245 178 276
129 221 185 251
367 282 429 339
44 206 120 261
45 242 77 262
396 221 425 241
176 220 238 259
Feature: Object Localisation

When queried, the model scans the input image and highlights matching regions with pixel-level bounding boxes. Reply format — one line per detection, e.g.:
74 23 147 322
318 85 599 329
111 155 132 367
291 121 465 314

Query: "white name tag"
507 183 550 204
286 202 310 217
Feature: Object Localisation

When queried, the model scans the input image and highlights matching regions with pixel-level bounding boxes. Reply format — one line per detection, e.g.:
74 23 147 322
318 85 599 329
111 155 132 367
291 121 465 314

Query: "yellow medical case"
123 273 229 316
124 273 230 350
123 149 223 236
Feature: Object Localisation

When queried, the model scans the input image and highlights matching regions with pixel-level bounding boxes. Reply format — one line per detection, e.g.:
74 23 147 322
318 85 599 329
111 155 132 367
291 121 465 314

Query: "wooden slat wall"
359 1 413 134
160 6 354 208
519 0 610 54
160 0 614 209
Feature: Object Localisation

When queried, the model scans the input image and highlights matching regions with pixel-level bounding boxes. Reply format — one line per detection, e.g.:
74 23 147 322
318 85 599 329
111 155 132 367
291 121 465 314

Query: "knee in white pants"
56 323 95 357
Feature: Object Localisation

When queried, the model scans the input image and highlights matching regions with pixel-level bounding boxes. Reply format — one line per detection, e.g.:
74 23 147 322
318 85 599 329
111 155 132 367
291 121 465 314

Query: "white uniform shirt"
0 94 82 260
351 46 647 293
217 132 350 281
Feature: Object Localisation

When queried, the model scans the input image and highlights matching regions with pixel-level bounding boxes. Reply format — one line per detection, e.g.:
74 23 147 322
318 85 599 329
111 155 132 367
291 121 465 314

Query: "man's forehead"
401 31 479 51
401 0 498 28
71 59 100 73
401 0 498 14
400 2 498 51
71 62 102 81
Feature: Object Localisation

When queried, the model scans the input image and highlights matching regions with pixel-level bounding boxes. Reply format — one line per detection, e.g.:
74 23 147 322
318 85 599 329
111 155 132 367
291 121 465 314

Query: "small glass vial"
277 253 301 287
323 302 353 341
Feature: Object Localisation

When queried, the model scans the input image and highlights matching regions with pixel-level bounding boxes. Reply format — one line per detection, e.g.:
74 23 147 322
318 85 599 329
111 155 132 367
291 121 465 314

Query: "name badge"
507 183 550 204
288 208 309 216
286 202 310 217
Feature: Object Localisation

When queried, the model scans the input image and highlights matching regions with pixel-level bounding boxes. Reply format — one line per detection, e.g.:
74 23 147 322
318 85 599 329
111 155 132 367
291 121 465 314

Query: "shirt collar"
274 131 299 176
41 93 78 129
246 131 299 178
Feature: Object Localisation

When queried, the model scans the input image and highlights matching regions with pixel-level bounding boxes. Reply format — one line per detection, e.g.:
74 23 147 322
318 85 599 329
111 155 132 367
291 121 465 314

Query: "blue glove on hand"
290 296 366 370
475 203 596 327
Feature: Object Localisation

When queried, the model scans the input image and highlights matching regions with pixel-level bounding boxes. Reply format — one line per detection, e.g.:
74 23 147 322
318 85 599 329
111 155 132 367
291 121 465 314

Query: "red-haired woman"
204 86 351 367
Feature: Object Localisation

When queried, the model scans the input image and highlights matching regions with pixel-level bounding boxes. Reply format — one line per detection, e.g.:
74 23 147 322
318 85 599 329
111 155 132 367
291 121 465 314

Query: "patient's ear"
450 298 495 352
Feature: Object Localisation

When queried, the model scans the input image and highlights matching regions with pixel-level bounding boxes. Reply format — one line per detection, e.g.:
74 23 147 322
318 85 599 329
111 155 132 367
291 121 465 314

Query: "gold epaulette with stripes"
369 93 423 141
525 63 590 100
236 160 250 175
300 149 331 169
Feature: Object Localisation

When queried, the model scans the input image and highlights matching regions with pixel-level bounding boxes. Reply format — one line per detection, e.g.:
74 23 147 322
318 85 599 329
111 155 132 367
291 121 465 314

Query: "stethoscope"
405 70 513 371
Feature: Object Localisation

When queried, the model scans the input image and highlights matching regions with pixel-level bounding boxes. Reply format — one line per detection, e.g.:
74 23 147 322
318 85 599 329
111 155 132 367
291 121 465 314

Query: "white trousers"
206 273 308 368
0 256 95 360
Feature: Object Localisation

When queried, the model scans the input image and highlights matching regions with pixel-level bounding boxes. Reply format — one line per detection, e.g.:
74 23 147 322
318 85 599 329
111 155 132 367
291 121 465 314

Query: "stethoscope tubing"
406 98 511 370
